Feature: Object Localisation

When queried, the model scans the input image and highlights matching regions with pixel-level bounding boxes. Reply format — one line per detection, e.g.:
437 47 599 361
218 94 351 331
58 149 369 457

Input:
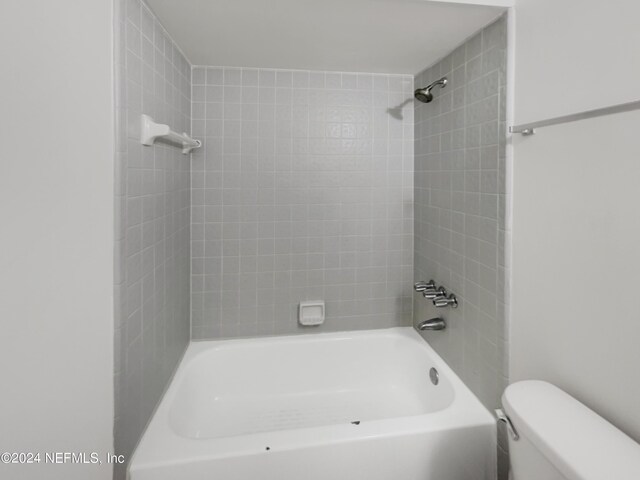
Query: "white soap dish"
299 301 325 326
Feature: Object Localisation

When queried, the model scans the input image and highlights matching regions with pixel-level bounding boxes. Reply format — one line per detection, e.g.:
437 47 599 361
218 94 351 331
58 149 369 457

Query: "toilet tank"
502 381 640 480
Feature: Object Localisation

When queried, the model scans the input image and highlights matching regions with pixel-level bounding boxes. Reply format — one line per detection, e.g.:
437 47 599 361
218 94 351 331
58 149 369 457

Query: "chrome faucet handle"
433 294 458 308
423 286 446 299
414 280 435 292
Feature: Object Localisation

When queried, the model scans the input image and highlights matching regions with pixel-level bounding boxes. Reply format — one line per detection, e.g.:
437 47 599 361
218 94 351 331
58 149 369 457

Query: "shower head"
414 77 448 103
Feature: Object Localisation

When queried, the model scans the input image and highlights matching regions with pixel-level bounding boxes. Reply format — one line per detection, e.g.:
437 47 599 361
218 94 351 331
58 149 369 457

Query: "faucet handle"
423 286 446 299
433 293 458 308
414 280 435 292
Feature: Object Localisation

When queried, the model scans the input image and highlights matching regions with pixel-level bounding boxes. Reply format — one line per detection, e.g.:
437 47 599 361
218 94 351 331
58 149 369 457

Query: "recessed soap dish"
299 301 325 326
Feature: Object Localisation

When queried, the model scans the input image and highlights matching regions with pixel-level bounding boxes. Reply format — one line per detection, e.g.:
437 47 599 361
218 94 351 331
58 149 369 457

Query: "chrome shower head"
414 77 448 103
414 89 433 103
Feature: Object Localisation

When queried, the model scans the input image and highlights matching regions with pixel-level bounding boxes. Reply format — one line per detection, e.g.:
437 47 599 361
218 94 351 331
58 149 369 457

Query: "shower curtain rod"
510 99 640 135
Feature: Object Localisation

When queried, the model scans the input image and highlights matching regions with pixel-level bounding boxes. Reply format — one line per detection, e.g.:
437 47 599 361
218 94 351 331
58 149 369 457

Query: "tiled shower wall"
191 67 414 339
414 15 509 424
114 0 191 477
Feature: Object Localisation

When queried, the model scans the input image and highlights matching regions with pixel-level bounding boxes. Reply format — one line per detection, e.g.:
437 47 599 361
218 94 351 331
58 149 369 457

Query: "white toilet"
501 380 640 480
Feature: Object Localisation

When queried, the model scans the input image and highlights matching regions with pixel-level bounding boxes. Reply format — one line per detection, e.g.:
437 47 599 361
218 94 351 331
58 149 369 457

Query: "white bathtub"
129 327 496 480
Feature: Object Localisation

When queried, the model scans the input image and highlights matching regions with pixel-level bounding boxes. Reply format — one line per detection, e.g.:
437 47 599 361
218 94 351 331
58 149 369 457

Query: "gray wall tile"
414 16 508 414
114 0 191 477
192 67 414 339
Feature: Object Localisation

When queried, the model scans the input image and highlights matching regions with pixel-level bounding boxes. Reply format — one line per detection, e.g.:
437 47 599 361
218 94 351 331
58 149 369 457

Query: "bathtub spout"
417 318 446 331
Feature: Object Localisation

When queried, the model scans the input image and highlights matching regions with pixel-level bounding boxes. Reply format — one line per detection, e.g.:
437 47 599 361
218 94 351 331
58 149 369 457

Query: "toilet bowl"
501 381 640 480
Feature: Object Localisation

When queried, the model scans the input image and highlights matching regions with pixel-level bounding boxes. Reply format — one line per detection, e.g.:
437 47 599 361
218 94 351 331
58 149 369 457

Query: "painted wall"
511 0 640 442
113 0 192 477
513 0 640 125
0 1 114 479
414 16 508 411
191 67 414 339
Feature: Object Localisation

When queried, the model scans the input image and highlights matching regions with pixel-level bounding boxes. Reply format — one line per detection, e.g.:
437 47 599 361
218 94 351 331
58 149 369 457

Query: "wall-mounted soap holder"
299 301 325 326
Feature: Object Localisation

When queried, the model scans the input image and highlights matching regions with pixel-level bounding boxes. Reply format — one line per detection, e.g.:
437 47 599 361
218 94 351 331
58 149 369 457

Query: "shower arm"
425 77 447 91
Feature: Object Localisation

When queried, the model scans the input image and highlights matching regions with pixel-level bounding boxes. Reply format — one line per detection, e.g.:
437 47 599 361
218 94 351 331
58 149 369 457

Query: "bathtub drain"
350 420 360 425
429 367 439 385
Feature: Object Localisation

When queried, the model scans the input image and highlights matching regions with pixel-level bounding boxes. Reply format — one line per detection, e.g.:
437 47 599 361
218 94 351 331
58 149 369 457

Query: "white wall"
513 0 640 125
511 0 640 442
0 1 114 479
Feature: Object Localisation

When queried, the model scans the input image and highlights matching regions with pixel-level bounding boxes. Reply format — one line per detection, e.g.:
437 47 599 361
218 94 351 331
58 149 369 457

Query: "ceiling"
146 0 507 75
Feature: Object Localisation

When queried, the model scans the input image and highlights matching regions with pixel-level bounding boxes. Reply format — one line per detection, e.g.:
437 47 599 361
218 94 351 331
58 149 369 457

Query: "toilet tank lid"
502 381 640 480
